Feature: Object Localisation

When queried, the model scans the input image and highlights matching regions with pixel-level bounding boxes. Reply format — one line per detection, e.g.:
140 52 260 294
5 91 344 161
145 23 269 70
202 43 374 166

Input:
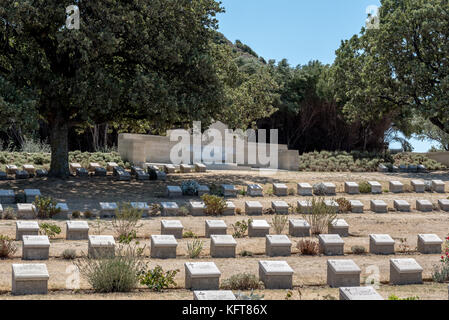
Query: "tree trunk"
49 114 70 178
430 117 449 135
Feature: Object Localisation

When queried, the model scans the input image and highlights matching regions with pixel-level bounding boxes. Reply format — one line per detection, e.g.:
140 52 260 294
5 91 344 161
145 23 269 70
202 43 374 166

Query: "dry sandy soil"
1 169 449 300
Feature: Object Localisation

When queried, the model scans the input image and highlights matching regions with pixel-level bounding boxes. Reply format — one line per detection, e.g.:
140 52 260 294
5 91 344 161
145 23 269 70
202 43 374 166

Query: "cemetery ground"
1 169 449 300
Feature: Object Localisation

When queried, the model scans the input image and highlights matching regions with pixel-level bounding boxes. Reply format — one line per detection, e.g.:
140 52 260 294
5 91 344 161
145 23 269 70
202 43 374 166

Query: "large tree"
0 0 224 177
333 0 449 138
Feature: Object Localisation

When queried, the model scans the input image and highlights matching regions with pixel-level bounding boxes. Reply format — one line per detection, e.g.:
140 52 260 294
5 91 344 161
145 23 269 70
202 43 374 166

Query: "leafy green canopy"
333 0 449 138
0 0 225 176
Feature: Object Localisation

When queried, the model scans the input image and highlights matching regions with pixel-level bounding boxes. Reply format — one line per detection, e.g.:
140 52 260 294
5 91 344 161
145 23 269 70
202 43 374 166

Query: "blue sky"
217 0 439 152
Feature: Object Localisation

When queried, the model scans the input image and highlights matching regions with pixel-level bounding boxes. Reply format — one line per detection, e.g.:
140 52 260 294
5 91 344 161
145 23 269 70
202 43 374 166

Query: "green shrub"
240 250 253 257
33 196 61 218
359 181 371 193
388 294 419 300
0 235 17 258
112 203 142 244
297 239 319 255
232 219 252 238
432 262 449 282
301 197 338 235
181 180 200 196
235 290 265 300
183 230 197 238
221 273 264 290
71 211 81 219
297 151 444 172
83 211 93 219
178 206 189 216
148 204 160 216
201 194 227 216
336 198 351 213
138 265 179 292
271 214 288 234
208 184 223 196
62 249 76 260
351 245 366 255
75 244 144 293
1 207 16 220
39 223 61 238
187 239 203 258
20 138 51 153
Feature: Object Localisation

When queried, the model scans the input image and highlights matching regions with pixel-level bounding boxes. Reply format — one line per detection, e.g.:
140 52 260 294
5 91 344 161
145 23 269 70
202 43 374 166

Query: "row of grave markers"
10 258 423 298
3 198 449 220
14 219 444 258
166 180 447 198
0 162 207 181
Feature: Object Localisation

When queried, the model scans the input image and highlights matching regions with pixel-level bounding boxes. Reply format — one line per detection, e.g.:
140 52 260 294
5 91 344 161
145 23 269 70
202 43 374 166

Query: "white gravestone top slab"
161 202 179 209
246 201 263 208
340 286 383 300
391 258 423 273
22 235 50 248
161 220 183 229
66 221 89 231
345 182 358 187
259 260 294 276
368 181 381 187
250 220 270 229
370 234 394 245
272 201 289 208
331 219 349 228
371 200 387 206
151 235 178 247
411 180 424 186
266 235 291 246
273 183 288 189
394 200 409 206
190 201 206 209
206 220 227 228
418 234 443 244
185 262 221 278
17 204 36 211
16 221 39 230
328 259 361 274
222 184 236 190
0 189 14 196
130 202 150 210
349 200 363 206
289 219 310 228
194 290 236 300
319 234 344 244
12 264 49 280
167 186 182 192
211 235 237 246
298 183 312 188
390 180 403 186
24 189 41 197
325 200 339 207
248 184 263 190
88 235 115 247
417 199 432 205
99 202 118 210
225 201 235 209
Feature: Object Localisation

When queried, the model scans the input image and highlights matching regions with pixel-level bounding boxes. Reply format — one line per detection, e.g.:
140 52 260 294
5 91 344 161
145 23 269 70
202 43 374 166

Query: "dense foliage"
1 0 448 177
